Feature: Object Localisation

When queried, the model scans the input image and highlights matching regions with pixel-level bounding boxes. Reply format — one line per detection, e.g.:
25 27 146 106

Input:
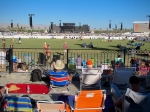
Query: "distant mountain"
0 23 50 30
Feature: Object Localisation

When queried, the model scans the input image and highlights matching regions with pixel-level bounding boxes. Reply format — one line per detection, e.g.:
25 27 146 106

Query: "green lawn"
1 38 150 50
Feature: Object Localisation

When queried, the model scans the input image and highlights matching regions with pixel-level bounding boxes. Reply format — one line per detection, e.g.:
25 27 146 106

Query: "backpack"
30 69 42 82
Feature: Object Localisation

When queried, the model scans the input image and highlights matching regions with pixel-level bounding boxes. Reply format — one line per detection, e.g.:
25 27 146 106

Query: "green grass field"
1 38 150 50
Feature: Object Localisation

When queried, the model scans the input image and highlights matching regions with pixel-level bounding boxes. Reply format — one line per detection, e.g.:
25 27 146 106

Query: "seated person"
130 58 137 67
13 56 18 72
75 55 82 69
115 55 123 63
114 76 145 108
50 60 73 82
0 86 7 110
138 61 149 75
17 63 28 72
0 86 6 99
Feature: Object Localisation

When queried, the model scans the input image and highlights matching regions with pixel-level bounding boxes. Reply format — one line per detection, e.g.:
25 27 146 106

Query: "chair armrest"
37 100 64 104
68 96 75 110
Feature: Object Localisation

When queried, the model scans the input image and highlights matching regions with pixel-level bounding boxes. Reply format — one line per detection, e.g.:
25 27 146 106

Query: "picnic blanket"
6 83 49 94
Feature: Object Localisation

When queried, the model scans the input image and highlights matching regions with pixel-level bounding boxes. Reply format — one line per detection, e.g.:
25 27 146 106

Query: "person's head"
21 64 27 71
118 55 121 58
140 61 145 66
78 55 80 58
86 60 93 68
53 60 65 71
129 76 141 92
44 42 46 45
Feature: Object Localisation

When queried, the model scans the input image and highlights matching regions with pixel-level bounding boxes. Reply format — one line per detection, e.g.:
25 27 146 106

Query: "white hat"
44 42 46 44
53 60 65 69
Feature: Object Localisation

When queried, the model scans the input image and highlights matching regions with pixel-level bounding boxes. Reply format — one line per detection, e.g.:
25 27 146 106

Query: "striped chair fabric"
5 97 32 112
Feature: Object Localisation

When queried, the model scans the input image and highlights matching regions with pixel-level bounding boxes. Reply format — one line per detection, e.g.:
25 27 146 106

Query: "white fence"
0 36 136 40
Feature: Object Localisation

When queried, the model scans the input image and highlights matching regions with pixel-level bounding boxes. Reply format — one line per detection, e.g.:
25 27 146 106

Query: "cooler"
68 57 75 65
24 54 32 63
12 56 17 63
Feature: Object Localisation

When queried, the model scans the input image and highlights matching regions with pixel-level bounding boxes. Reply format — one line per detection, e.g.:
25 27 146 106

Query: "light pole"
147 15 150 37
17 23 19 33
50 22 53 33
11 20 13 32
28 14 35 36
59 20 61 33
133 20 134 33
109 20 111 29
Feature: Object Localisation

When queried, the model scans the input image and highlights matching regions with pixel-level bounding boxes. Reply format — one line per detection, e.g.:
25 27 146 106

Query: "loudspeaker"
11 23 13 28
30 16 32 27
51 23 53 30
109 23 111 29
39 53 46 64
120 23 123 30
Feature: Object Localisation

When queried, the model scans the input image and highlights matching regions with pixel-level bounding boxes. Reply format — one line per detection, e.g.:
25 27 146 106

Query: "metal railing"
0 48 150 73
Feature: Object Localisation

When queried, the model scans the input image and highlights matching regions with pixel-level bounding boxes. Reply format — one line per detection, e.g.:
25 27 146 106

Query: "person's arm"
114 95 123 107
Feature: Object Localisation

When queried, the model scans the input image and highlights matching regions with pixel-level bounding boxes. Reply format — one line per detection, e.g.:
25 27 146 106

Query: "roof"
133 21 149 24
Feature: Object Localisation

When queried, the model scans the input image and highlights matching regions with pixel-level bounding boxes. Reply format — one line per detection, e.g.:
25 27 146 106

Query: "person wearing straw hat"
50 60 73 82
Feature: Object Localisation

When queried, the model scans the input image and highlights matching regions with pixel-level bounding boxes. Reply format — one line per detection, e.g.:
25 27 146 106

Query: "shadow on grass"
74 44 120 51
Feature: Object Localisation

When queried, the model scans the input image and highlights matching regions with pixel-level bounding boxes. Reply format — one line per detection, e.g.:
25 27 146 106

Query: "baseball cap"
86 60 93 65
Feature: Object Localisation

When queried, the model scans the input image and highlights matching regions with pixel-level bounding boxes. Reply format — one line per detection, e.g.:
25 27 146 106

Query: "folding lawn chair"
112 67 135 94
67 90 106 112
5 96 32 112
49 70 71 93
80 68 102 90
122 88 150 112
36 100 65 112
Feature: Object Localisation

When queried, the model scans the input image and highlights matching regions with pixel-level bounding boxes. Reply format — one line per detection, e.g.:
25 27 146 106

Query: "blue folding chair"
49 70 71 93
5 96 32 112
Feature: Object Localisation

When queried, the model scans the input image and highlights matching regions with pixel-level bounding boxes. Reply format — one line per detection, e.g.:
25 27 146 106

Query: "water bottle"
27 85 30 93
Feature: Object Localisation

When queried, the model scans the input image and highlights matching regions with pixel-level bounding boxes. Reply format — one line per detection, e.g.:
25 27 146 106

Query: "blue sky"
0 0 150 29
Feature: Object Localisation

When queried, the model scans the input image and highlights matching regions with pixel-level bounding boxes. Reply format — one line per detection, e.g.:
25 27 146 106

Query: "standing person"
2 37 5 44
43 42 48 55
75 55 82 69
2 43 6 53
63 42 68 56
46 45 51 63
18 37 21 44
11 37 14 44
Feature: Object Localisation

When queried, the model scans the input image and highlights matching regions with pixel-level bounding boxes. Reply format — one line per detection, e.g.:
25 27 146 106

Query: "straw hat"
8 84 20 91
53 60 65 69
